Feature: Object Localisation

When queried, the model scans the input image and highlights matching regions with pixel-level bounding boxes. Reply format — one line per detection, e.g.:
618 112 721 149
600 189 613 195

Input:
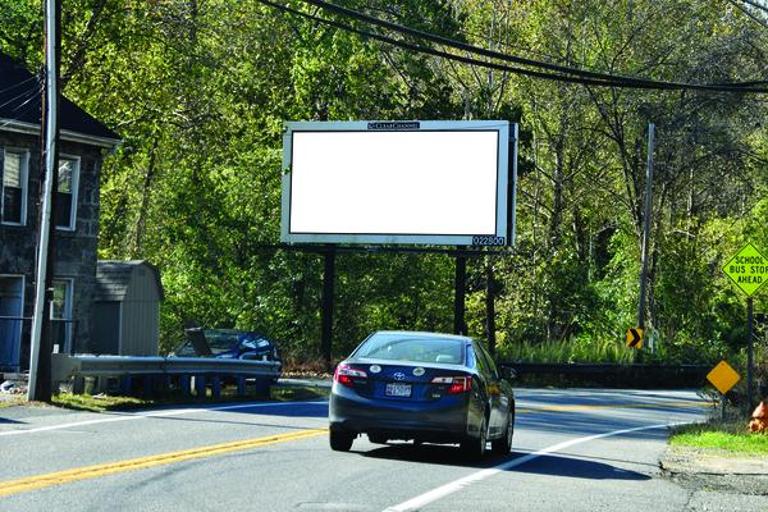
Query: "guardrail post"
180 375 191 396
84 377 95 395
211 376 221 399
142 375 153 398
254 378 270 397
194 375 207 397
120 375 132 395
237 376 246 396
72 376 85 395
159 375 171 396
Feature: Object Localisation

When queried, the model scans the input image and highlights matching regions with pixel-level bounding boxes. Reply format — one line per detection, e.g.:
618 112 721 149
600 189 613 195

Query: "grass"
670 418 768 456
0 395 28 409
48 384 329 413
51 393 152 413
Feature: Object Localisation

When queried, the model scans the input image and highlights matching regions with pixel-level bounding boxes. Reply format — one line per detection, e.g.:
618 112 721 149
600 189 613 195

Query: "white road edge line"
0 401 328 437
382 421 688 512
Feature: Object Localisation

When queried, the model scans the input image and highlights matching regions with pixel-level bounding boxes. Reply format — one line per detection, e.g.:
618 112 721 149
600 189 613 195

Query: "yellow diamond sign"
722 243 768 297
706 360 741 395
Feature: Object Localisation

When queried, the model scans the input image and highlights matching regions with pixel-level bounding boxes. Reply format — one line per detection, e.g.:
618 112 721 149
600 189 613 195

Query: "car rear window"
355 333 464 365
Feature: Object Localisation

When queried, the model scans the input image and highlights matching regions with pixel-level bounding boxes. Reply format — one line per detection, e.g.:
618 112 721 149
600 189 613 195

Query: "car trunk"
350 361 471 402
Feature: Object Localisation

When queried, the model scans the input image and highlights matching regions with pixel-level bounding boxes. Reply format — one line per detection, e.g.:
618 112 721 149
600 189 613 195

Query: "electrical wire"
0 75 40 97
728 0 768 30
0 97 42 132
298 0 768 93
257 0 655 89
339 0 716 85
739 0 768 14
257 0 768 93
0 82 42 112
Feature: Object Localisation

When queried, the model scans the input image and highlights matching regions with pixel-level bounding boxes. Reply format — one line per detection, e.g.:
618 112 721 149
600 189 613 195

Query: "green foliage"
1 1 767 365
499 336 634 365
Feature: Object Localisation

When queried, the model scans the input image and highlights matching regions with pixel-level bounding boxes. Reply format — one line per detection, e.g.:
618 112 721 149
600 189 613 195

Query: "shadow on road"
360 443 650 481
359 442 497 468
0 417 24 424
514 453 651 480
221 402 329 419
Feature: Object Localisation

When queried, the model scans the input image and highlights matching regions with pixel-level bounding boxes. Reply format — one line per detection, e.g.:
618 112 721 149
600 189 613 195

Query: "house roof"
95 260 164 302
0 52 120 146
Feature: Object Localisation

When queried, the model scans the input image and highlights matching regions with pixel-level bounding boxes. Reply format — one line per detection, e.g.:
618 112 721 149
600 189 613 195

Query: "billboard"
281 120 515 246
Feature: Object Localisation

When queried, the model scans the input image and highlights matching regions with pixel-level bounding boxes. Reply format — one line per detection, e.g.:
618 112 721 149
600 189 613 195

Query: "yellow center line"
517 400 710 414
0 428 327 498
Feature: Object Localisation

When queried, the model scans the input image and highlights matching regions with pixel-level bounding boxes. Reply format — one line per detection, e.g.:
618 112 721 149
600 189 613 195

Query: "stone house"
0 52 120 372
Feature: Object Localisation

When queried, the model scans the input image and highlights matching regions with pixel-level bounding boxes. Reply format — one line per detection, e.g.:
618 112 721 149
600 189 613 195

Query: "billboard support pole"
485 260 496 354
454 249 467 335
321 245 336 370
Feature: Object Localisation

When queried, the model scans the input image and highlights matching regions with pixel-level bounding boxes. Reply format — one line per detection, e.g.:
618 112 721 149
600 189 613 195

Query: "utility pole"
637 123 654 337
28 0 59 401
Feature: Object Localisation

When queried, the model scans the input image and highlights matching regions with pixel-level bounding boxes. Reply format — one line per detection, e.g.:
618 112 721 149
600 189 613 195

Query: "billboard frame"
281 120 515 246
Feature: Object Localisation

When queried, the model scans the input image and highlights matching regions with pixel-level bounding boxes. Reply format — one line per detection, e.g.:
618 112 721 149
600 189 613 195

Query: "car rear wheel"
330 431 354 452
491 411 514 455
460 417 487 459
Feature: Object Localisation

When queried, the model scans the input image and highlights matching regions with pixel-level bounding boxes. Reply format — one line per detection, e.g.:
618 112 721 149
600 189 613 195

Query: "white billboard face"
281 120 513 246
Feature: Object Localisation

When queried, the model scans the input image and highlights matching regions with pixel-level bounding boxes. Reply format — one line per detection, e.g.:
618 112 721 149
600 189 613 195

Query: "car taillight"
334 364 368 387
431 375 473 394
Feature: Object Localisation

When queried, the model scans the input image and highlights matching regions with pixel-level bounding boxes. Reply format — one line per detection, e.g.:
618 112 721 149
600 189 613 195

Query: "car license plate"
385 383 412 397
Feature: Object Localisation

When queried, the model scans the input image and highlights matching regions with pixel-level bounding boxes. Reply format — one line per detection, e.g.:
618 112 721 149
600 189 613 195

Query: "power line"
258 0 768 93
298 0 768 93
0 81 42 112
0 74 40 97
256 0 658 90
336 0 720 85
728 0 768 30
739 0 768 15
0 96 43 132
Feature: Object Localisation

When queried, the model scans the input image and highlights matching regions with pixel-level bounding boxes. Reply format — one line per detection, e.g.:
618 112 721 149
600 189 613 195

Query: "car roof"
371 330 473 342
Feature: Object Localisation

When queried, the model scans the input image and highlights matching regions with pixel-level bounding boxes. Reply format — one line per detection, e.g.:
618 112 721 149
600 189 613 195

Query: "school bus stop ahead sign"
722 243 768 297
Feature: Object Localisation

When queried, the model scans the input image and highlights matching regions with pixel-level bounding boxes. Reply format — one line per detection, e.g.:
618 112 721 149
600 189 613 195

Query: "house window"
51 279 74 354
55 156 80 230
1 149 29 225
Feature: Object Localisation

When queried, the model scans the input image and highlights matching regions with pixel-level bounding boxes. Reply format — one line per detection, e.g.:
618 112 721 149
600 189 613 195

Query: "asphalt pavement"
1 388 755 512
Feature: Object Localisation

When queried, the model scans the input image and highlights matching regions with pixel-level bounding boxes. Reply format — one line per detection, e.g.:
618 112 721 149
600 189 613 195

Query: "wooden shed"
92 261 163 356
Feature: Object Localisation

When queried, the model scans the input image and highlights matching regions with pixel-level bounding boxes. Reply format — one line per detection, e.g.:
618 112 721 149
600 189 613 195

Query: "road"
0 388 740 511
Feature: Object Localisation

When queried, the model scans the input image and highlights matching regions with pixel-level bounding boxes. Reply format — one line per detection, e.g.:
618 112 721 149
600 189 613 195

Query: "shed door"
0 276 23 369
93 301 120 355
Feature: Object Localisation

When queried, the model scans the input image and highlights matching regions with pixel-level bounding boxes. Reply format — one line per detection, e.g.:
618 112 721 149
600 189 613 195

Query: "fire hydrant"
748 401 768 434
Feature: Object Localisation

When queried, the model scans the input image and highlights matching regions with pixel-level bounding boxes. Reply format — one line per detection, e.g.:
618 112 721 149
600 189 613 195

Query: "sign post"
722 242 768 410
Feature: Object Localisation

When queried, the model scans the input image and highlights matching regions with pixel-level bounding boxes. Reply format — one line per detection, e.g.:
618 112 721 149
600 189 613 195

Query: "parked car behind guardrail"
173 328 282 379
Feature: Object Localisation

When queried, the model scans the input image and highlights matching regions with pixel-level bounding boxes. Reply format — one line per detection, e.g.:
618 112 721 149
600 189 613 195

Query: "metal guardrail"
51 353 281 384
501 362 711 374
499 362 711 388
